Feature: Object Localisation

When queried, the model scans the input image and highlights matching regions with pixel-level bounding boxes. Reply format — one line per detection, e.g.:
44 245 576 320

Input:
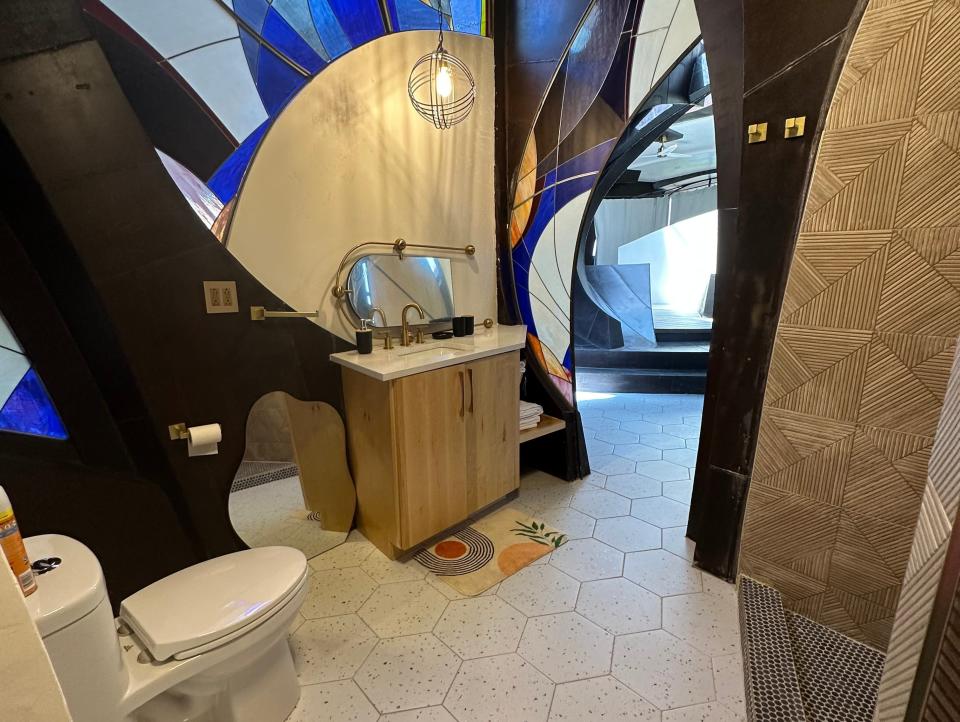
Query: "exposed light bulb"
436 64 453 99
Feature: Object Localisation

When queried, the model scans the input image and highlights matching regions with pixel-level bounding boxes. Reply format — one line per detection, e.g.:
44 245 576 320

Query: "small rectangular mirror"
347 255 455 327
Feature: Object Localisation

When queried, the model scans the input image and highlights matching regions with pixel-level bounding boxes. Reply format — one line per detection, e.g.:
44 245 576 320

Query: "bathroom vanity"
331 325 526 558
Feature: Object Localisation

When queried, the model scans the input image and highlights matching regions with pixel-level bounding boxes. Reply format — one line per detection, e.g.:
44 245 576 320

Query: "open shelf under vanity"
519 413 566 444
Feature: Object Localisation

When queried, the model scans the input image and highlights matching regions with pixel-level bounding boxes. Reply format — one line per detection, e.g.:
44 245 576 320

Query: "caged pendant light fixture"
408 5 476 129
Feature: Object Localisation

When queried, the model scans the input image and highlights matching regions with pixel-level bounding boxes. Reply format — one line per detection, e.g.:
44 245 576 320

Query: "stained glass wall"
80 0 487 229
0 313 67 440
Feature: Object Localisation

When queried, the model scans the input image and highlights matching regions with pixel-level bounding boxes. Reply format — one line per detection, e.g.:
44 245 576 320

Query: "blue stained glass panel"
256 45 309 115
307 0 352 59
272 0 331 61
390 0 445 31
449 0 481 34
208 119 270 203
0 368 67 440
327 0 385 46
261 8 326 74
234 0 271 32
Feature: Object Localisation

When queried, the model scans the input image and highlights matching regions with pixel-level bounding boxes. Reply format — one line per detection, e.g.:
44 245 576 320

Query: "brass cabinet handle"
468 368 474 413
458 371 465 418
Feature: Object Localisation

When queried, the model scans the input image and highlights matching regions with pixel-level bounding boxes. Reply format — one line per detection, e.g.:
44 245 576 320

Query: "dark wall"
687 0 867 578
0 1 350 604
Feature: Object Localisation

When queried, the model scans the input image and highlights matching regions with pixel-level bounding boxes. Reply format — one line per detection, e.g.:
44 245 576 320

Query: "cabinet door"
466 351 520 509
393 364 469 548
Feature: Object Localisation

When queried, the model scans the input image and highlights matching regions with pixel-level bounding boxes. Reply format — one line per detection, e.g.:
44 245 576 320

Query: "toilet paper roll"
187 423 222 457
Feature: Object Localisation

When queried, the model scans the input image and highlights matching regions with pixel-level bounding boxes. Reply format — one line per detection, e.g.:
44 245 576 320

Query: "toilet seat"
120 546 307 662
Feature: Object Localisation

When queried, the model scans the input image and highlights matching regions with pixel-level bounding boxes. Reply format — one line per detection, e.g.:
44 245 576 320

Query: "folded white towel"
520 408 542 421
520 400 544 415
520 419 540 430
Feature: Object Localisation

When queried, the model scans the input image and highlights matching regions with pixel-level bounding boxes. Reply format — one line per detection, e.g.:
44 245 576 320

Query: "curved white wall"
226 31 495 341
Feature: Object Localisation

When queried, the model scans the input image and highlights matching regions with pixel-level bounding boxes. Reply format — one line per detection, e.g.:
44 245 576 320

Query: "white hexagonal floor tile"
637 432 686 450
531 505 597 539
713 652 746 712
685 437 700 450
287 679 378 722
604 408 648 422
434 596 526 659
662 526 695 561
662 423 701 439
355 634 460 713
662 448 698 468
518 475 580 513
586 438 615 456
518 612 613 682
358 580 448 637
444 653 554 722
642 412 687 425
662 702 743 721
498 563 580 616
308 539 376 570
590 454 638 476
290 615 377 684
612 629 715 709
593 515 661 553
582 416 622 432
570 488 632 518
621 419 662 434
612 443 663 461
633 460 690 482
661 480 694 504
663 592 740 657
623 549 702 596
595 428 642 445
550 538 623 581
604 474 662 499
630 496 691 528
575 578 661 635
549 676 659 721
300 568 377 619
360 553 427 584
381 707 458 721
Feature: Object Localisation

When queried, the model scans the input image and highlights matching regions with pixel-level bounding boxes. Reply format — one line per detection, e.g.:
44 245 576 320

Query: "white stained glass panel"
102 0 240 59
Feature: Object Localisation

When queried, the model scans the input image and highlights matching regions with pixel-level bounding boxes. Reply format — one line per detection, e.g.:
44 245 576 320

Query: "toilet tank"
24 534 128 722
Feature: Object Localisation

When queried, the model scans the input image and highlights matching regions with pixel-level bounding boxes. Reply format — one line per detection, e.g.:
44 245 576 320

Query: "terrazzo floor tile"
590 454 638 476
593 515 661 552
663 591 740 656
685 438 699 450
613 443 663 461
357 580 448 637
380 707 457 721
586 438 615 456
661 480 694 504
604 473 662 499
661 526 695 561
633 459 691 482
433 596 526 659
287 680 379 722
518 612 614 682
621 419 663 434
637 432 687 450
548 676 660 721
291 611 307 634
662 424 701 439
612 629 716 709
642 412 688 425
360 554 427 584
355 634 459 713
550 538 624 581
604 408 648 422
308 539 376 570
444 653 554 722
662 702 743 721
623 549 702 596
518 476 581 512
701 573 737 602
525 505 596 539
595 428 642 445
290 615 378 684
497 563 581 616
581 471 607 488
575 577 661 635
570 488 632 518
662 448 698 468
631 496 692 527
712 652 746 711
301 568 378 618
582 416 622 432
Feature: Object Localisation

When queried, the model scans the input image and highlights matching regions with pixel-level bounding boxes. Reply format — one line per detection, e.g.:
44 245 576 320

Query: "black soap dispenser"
356 318 373 355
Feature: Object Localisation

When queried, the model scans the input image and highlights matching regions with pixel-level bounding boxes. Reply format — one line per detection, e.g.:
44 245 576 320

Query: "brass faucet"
400 303 425 346
370 306 388 327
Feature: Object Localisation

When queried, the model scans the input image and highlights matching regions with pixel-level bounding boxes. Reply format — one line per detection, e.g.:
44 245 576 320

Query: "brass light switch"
747 122 768 144
203 281 239 314
784 116 806 138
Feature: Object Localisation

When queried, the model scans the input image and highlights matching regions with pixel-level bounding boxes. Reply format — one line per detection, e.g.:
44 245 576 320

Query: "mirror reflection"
228 392 355 558
348 255 455 327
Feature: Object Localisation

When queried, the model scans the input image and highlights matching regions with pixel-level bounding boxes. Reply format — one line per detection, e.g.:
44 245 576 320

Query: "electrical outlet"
203 281 239 314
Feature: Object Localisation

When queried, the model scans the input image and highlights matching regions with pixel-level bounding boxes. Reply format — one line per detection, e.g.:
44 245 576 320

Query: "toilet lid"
119 546 307 661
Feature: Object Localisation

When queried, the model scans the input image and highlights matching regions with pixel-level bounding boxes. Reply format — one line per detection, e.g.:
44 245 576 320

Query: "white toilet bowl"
24 534 308 722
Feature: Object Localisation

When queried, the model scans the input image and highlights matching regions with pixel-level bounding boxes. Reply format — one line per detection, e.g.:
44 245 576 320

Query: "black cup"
452 316 468 337
463 315 475 335
356 328 373 354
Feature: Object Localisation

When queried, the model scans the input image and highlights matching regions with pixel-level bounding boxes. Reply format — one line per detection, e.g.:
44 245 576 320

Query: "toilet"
23 534 308 722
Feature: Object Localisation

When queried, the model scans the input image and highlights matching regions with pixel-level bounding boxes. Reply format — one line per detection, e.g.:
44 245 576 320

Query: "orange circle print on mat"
434 540 468 559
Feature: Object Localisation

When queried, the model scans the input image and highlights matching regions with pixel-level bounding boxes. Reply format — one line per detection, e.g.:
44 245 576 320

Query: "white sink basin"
399 344 468 360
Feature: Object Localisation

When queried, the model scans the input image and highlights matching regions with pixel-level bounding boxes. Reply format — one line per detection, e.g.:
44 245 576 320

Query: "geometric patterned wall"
740 0 960 651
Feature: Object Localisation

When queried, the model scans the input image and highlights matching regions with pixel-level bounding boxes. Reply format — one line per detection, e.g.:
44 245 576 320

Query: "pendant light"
408 6 476 129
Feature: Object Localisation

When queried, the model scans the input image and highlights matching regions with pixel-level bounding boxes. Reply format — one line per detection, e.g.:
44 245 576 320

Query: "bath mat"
414 506 567 596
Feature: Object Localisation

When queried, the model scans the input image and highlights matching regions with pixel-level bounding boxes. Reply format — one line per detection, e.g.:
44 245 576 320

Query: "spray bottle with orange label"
0 485 37 596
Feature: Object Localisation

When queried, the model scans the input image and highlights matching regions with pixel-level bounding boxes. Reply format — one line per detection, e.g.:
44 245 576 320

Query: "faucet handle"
383 334 394 350
416 329 425 344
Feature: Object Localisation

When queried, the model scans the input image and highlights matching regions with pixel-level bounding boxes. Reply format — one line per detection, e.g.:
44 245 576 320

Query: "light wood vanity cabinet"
342 350 520 557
